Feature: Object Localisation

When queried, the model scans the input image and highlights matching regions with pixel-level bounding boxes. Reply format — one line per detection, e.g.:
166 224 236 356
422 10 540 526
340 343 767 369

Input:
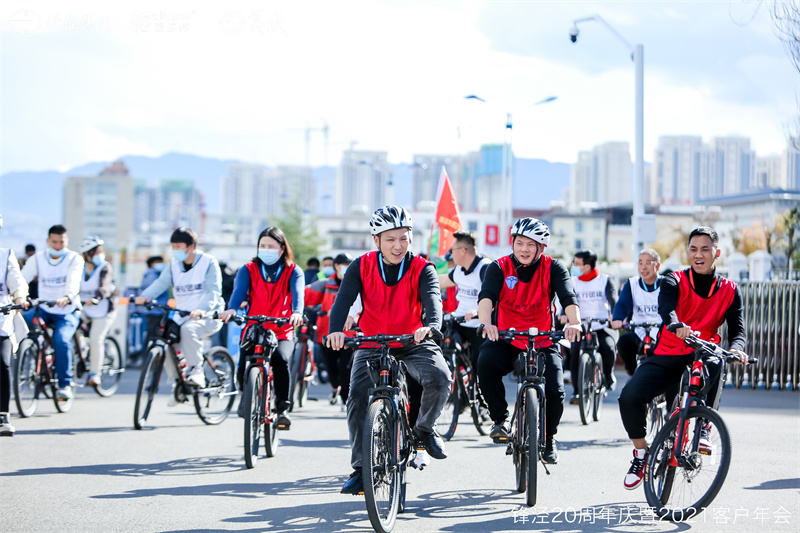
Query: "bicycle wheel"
435 368 459 441
195 347 236 425
514 400 527 494
133 344 165 430
469 374 491 436
526 388 539 507
645 395 666 445
14 339 41 418
644 406 732 521
53 352 73 413
243 366 263 468
298 343 312 408
577 352 593 425
94 336 123 397
592 352 604 422
264 369 279 457
362 399 401 533
288 343 302 412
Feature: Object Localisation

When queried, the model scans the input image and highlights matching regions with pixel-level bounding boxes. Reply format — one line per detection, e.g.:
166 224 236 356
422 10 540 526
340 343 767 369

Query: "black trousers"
0 337 11 413
477 341 565 437
320 343 353 403
570 328 616 395
618 353 723 440
238 337 293 413
616 332 642 375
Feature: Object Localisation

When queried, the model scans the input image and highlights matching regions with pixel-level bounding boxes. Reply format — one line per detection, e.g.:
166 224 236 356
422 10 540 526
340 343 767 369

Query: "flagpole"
427 222 435 258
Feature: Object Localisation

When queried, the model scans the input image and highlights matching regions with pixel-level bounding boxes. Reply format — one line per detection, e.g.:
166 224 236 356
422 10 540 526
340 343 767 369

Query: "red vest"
358 251 427 336
497 255 554 350
245 261 294 341
316 278 340 343
443 285 458 314
654 270 736 356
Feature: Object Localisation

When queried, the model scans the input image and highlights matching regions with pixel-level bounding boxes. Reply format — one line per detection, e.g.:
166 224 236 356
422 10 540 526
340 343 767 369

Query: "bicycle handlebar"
622 322 661 332
0 304 26 314
667 322 755 365
138 301 192 317
477 324 566 343
323 328 443 348
27 299 59 308
223 314 291 327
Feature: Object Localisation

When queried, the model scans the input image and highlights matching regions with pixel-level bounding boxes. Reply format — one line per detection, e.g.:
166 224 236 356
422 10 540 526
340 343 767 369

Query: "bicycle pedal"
493 436 511 444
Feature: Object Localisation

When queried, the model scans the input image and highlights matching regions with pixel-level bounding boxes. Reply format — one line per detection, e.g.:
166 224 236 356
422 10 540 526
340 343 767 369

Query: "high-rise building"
755 155 784 189
220 163 315 219
566 142 631 210
335 150 392 215
63 161 134 250
133 178 202 246
653 135 702 206
783 144 800 190
568 151 593 209
700 136 754 199
411 154 461 209
220 163 269 217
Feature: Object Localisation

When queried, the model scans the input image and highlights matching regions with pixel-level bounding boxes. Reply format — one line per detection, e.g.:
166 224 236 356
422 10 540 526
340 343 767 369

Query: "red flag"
433 166 463 256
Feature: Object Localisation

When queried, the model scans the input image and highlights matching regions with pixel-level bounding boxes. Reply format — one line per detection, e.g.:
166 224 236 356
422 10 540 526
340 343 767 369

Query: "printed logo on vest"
505 276 519 290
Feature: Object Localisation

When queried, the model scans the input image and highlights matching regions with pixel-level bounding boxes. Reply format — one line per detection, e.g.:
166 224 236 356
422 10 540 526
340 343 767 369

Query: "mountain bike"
333 331 439 533
576 318 609 425
231 314 290 469
289 315 315 411
71 312 124 397
435 314 490 440
643 323 754 521
133 303 236 429
479 325 566 507
622 321 666 443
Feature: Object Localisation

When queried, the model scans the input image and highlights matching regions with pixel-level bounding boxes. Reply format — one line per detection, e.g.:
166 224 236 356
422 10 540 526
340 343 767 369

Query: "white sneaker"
56 385 74 401
167 383 179 407
186 367 206 388
412 448 430 470
623 448 648 490
0 413 15 437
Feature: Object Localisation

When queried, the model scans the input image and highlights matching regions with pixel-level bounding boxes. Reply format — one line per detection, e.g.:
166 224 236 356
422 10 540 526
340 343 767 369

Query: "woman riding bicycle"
218 227 304 429
78 236 117 388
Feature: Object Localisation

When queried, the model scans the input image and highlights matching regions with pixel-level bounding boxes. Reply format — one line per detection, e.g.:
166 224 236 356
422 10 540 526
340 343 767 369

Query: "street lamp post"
570 15 647 253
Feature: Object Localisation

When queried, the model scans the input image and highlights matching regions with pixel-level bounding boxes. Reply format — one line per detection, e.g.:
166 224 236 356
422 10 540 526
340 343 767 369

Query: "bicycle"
13 299 74 416
622 321 666 443
643 323 754 521
71 312 124 397
231 314 291 469
289 314 316 411
133 302 236 430
435 314 491 440
332 331 438 533
478 325 566 507
576 318 609 425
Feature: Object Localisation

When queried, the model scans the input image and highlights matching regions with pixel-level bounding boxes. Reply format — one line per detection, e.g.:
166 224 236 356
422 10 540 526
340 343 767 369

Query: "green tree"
272 192 324 267
783 206 800 272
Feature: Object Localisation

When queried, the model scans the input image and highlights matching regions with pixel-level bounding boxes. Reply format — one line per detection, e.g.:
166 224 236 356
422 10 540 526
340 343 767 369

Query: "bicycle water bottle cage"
164 319 182 344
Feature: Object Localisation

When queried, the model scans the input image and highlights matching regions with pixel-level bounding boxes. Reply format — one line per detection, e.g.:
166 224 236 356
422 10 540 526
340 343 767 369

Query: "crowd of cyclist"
0 203 748 497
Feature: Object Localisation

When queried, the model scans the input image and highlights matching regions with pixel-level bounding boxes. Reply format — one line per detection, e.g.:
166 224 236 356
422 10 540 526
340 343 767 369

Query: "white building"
133 179 202 246
566 142 631 211
336 150 393 216
653 135 702 206
700 136 754 199
411 154 461 209
220 163 315 219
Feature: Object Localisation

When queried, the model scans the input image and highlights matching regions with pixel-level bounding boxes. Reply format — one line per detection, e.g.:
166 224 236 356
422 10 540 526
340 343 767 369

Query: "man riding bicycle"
135 227 224 393
477 217 582 464
611 249 663 376
21 224 84 401
327 205 452 495
617 226 748 490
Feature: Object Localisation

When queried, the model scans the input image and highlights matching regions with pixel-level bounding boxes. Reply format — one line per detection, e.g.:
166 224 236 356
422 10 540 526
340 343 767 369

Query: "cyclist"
305 253 355 406
320 256 335 280
618 226 748 490
1 214 30 436
437 230 492 398
134 227 224 392
218 226 304 428
477 217 582 464
611 249 663 376
21 224 84 400
563 249 618 401
78 236 117 388
327 205 452 495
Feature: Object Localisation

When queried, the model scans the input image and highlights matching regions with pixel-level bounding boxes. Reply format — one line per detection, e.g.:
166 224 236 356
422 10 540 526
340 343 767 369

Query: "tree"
783 206 800 273
770 0 800 148
272 192 324 268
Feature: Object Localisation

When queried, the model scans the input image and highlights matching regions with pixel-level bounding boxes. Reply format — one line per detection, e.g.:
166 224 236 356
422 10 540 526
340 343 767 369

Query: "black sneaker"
542 436 558 464
489 420 511 441
414 428 447 459
277 411 291 430
341 469 364 495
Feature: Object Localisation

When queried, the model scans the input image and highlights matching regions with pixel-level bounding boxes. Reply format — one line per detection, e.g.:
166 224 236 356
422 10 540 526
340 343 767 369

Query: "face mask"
258 249 280 265
570 266 582 277
48 247 66 257
92 253 105 266
154 263 165 273
322 266 335 277
173 249 189 263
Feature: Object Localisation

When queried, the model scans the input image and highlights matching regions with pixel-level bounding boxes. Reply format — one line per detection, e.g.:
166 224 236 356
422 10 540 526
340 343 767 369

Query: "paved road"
1 367 798 532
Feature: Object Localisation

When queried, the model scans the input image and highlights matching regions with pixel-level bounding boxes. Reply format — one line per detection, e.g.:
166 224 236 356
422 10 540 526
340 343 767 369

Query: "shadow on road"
278 438 350 449
1 455 242 478
745 478 800 491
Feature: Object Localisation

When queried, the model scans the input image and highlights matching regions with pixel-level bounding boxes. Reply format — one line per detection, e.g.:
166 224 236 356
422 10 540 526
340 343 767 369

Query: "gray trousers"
346 341 452 469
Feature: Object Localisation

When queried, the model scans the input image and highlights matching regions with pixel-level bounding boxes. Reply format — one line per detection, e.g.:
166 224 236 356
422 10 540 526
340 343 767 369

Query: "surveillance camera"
569 26 579 43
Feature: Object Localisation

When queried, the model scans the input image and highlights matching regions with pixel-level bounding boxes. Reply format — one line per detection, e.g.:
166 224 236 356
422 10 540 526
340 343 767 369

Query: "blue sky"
1 0 796 173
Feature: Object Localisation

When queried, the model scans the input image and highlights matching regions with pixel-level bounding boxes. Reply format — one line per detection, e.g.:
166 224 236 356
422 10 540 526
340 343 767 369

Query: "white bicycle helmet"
511 217 550 246
79 235 104 254
369 205 413 235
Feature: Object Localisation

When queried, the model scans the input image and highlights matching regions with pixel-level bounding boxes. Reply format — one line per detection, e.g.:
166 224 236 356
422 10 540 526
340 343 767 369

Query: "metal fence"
724 281 799 391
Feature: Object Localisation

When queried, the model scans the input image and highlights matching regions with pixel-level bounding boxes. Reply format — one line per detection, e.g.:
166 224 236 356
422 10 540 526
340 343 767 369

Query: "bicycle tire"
288 343 303 412
299 344 312 408
133 345 164 430
514 399 527 494
577 352 593 425
194 347 236 425
53 381 73 413
436 368 459 441
362 399 401 533
644 406 732 521
264 368 279 457
94 336 123 397
592 352 604 422
14 338 40 418
526 388 539 507
645 396 666 445
243 366 263 468
468 373 491 436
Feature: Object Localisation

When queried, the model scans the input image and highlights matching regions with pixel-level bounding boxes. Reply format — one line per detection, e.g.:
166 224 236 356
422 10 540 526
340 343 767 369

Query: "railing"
723 281 799 391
